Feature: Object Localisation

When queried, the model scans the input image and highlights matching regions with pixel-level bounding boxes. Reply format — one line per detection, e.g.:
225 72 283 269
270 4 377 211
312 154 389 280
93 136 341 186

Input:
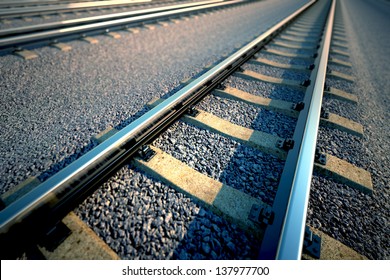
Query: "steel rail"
259 0 335 260
0 1 101 9
0 0 316 258
0 0 237 54
0 0 222 37
0 0 153 18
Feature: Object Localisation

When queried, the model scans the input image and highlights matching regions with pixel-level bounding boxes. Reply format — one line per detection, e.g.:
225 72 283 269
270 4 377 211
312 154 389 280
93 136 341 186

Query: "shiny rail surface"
0 0 106 9
259 0 335 259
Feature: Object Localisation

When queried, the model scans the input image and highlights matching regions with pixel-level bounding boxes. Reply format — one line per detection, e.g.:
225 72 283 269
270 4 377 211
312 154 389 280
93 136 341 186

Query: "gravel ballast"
256 50 311 66
243 62 310 81
224 75 305 103
196 94 297 138
75 165 259 260
153 121 284 205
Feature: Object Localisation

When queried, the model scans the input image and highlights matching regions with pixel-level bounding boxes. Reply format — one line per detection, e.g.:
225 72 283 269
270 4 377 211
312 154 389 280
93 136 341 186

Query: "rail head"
277 0 335 260
257 0 336 260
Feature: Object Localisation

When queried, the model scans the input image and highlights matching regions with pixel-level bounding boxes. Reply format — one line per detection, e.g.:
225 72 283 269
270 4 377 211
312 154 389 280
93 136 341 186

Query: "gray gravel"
224 75 305 103
275 38 318 49
243 61 310 81
317 127 367 169
327 63 353 75
325 76 354 93
322 96 360 123
306 0 390 259
255 51 310 66
329 52 350 62
307 173 389 260
75 164 259 259
267 44 318 56
153 121 284 205
0 0 310 195
197 94 297 138
331 45 348 53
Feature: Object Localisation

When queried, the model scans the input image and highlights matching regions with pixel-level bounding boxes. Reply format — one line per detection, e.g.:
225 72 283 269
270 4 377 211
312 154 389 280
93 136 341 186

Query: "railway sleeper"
50 42 72 52
13 49 38 60
327 69 355 82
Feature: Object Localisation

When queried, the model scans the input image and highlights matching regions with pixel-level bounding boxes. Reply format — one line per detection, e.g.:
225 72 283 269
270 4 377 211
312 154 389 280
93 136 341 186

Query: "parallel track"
0 0 372 260
0 0 178 18
0 0 242 55
0 0 114 9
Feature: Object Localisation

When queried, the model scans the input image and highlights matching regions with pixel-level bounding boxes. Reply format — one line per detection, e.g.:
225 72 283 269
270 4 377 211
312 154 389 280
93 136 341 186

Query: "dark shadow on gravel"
74 163 261 260
307 172 389 260
170 206 260 260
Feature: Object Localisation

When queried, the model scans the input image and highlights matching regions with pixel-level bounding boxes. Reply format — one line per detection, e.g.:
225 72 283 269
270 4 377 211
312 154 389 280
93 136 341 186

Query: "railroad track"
0 0 244 56
0 0 186 19
0 0 121 9
0 0 375 260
